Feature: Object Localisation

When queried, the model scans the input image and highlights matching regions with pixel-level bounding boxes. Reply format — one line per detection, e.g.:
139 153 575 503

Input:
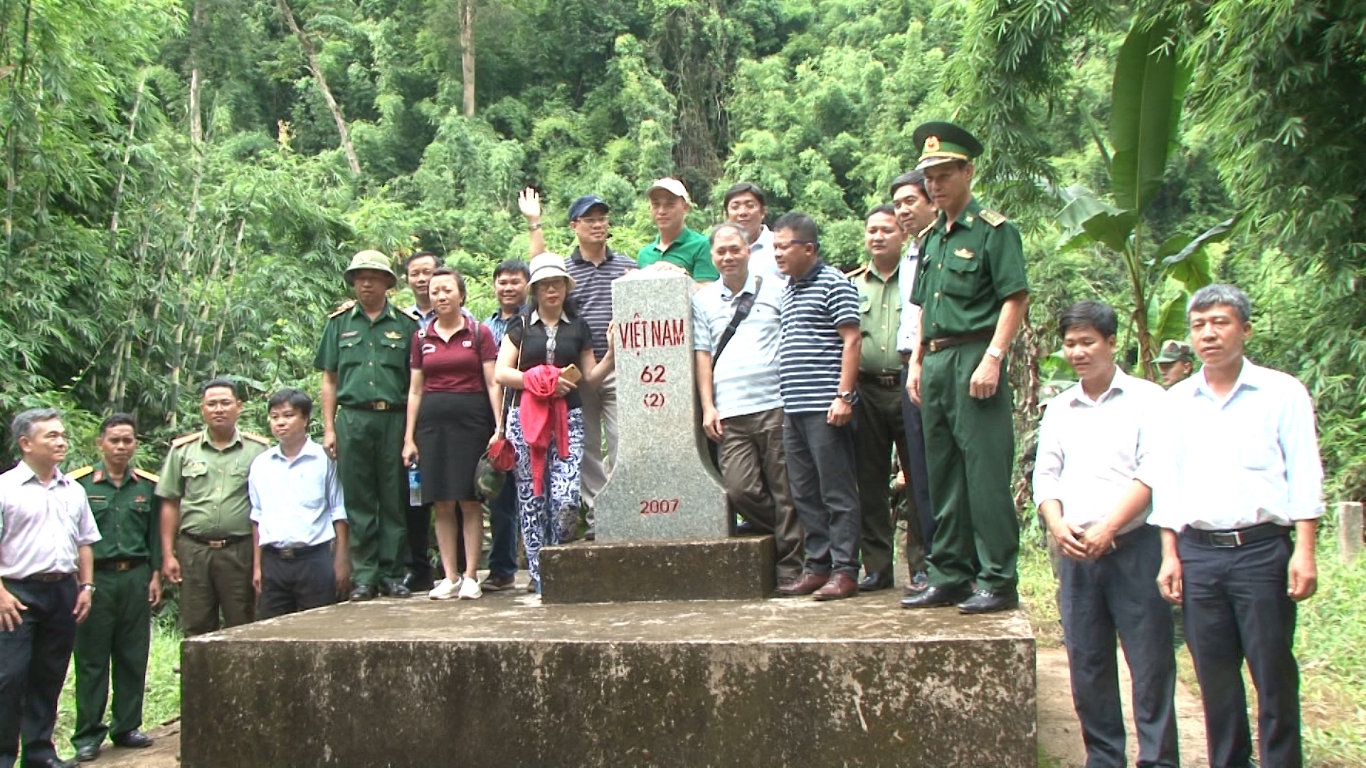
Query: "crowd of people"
0 121 1326 768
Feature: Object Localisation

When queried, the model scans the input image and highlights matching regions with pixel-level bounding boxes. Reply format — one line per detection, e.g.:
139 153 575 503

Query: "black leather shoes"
348 584 377 602
75 743 99 762
903 569 930 593
379 579 412 598
112 730 153 748
900 583 973 609
956 589 1019 614
24 757 77 768
857 571 894 592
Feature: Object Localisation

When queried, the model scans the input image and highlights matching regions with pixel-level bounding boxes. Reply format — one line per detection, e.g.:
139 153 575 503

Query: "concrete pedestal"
540 536 776 604
181 593 1036 768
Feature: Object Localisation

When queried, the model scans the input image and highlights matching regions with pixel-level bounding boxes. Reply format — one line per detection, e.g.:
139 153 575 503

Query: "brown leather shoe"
813 572 858 601
777 571 829 596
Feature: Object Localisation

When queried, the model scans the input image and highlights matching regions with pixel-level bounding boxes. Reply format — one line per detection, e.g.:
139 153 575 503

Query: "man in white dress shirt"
249 389 349 620
1033 301 1178 768
722 182 781 282
1152 283 1322 768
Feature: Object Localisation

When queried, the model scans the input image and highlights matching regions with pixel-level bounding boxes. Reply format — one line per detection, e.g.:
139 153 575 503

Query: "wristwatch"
985 345 1004 361
838 391 858 404
79 583 96 593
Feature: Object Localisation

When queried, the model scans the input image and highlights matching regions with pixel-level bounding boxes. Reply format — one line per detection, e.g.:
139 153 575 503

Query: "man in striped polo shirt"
520 188 638 536
771 212 863 601
694 223 804 591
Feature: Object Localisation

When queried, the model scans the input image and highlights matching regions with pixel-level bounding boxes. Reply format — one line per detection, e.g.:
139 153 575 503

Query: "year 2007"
638 498 680 514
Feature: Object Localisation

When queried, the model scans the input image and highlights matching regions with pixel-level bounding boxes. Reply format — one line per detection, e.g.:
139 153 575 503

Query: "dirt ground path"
92 643 1210 768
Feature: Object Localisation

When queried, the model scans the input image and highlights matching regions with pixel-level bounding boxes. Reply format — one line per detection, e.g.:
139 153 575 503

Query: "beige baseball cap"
646 177 691 203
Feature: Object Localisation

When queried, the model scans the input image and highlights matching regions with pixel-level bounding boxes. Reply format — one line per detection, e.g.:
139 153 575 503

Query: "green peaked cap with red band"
912 121 984 170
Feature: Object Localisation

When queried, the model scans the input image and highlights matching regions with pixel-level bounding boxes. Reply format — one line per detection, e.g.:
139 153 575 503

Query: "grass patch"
53 615 181 755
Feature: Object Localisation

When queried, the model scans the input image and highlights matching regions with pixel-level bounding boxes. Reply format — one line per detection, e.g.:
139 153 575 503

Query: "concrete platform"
181 591 1036 768
540 535 776 603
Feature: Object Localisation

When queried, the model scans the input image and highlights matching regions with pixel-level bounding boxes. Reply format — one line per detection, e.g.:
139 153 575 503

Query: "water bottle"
408 465 422 506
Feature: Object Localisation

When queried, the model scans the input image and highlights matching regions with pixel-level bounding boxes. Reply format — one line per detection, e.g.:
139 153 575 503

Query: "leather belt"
95 557 148 572
344 401 405 412
263 543 329 560
923 329 994 354
859 372 901 388
11 572 74 583
181 532 250 549
1181 521 1290 548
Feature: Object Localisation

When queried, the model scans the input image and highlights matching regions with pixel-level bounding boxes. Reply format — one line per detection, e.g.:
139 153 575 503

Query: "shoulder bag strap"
712 276 762 363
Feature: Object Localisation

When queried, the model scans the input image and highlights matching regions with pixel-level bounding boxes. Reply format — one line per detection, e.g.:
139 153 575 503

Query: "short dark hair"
267 388 314 419
99 413 138 437
890 170 928 200
200 378 242 400
429 266 468 298
772 212 819 251
1059 301 1119 339
866 204 898 222
723 182 767 209
403 251 442 274
1188 283 1251 323
493 259 530 281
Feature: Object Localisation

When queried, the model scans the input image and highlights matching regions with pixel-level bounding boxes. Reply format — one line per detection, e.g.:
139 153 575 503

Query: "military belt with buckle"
264 543 329 560
923 329 994 354
95 557 148 572
345 401 406 412
858 372 901 388
1181 521 1290 548
181 532 250 549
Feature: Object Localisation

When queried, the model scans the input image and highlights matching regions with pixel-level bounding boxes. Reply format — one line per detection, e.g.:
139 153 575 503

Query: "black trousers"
256 546 337 621
1059 525 1179 768
900 364 935 556
0 576 77 768
1180 532 1301 768
783 411 861 577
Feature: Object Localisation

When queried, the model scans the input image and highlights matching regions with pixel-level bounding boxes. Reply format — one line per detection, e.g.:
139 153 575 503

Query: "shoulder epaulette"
845 265 870 279
242 432 272 446
171 432 202 448
132 468 160 484
979 209 1007 227
400 307 421 321
328 300 356 319
917 222 936 240
68 466 94 481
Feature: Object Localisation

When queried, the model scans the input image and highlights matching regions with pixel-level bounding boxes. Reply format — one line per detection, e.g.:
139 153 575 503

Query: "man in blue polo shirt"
520 188 637 536
771 212 863 601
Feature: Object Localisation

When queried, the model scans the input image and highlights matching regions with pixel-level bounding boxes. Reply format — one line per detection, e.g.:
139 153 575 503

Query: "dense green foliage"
0 0 1361 484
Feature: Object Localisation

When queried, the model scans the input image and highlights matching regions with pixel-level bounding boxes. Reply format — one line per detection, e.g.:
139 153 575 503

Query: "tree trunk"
277 0 362 174
460 0 475 117
109 74 146 234
188 0 205 146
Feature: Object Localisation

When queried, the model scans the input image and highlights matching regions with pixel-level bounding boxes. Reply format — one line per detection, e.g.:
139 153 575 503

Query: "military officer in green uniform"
158 379 270 636
69 414 160 762
315 250 417 601
902 122 1030 615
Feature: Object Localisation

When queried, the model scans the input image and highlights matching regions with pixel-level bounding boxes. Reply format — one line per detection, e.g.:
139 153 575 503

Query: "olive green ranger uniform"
314 300 415 589
156 430 269 636
849 263 926 579
69 464 159 753
913 197 1029 594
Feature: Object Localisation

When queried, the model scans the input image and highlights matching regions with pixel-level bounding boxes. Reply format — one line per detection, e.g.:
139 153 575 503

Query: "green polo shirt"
637 226 719 282
912 198 1029 339
853 263 903 374
72 463 162 568
313 300 416 406
155 430 269 539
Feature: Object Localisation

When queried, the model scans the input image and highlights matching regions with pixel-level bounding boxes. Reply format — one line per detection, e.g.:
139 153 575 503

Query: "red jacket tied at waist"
520 364 570 495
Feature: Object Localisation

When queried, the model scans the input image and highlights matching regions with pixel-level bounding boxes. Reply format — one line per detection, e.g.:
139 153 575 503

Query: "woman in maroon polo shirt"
402 267 500 600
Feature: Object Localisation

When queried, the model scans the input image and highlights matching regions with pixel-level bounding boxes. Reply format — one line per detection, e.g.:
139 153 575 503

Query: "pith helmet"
1154 339 1193 364
345 249 397 287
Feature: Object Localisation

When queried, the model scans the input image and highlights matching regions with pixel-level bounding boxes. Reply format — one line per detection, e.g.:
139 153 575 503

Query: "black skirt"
415 391 495 503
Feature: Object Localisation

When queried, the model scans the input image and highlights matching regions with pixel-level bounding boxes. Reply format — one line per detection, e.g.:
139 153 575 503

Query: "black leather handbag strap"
712 276 762 363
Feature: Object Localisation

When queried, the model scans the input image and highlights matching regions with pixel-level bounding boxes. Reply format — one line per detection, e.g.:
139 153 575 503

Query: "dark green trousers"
72 564 151 750
336 407 408 587
855 380 926 576
919 340 1019 592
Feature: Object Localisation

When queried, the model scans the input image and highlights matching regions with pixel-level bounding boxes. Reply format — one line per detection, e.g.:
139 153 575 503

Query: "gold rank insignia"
955 248 975 259
925 135 941 151
979 209 1007 227
328 300 356 319
384 331 402 339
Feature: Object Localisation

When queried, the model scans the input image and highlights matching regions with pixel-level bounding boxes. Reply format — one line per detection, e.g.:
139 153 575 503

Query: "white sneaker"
457 577 483 600
428 577 460 600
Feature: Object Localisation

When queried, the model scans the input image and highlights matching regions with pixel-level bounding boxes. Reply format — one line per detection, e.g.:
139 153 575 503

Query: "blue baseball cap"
568 195 609 223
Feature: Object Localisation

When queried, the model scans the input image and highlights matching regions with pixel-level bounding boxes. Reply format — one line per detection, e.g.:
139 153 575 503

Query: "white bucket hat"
527 253 577 292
